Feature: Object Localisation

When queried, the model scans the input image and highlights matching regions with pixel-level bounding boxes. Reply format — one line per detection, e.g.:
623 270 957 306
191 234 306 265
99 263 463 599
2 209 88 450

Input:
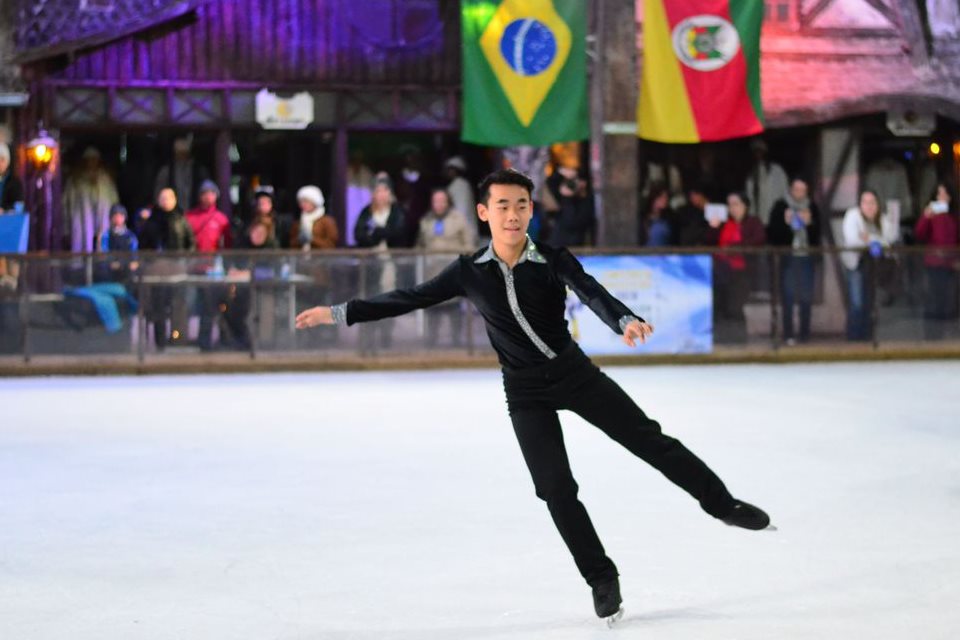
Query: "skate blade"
765 523 778 531
604 606 624 628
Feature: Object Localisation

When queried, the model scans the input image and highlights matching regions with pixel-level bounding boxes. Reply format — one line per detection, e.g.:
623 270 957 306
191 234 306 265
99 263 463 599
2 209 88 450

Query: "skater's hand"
622 320 654 347
295 306 334 329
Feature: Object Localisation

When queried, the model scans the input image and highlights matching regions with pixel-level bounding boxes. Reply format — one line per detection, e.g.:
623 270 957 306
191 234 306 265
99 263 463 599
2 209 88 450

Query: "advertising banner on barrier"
0 213 30 253
566 254 713 355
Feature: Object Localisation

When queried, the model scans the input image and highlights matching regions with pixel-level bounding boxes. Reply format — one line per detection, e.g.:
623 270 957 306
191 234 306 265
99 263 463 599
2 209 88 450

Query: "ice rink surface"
2 361 959 639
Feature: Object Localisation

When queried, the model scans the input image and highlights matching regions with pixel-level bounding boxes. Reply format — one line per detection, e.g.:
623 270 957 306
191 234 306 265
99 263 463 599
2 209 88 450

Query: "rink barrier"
0 245 958 374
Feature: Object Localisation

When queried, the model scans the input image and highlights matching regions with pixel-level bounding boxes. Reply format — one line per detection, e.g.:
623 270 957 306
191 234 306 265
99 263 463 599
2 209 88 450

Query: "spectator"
767 178 822 345
251 185 289 248
355 176 406 351
640 182 673 247
417 188 473 347
914 182 959 340
222 220 281 351
62 146 119 252
394 145 431 246
186 180 231 252
290 185 338 250
674 184 712 246
444 156 478 246
841 190 899 341
745 138 788 226
96 204 139 283
346 151 374 246
139 188 196 350
0 143 24 213
712 192 766 344
186 180 232 351
546 166 593 247
154 135 210 210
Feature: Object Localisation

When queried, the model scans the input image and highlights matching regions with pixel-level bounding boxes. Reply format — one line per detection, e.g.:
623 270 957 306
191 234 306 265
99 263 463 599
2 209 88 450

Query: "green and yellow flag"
638 0 764 143
461 0 588 146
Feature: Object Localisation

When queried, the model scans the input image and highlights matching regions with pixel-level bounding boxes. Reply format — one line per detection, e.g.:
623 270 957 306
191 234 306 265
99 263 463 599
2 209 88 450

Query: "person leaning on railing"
95 204 139 285
138 187 197 351
914 182 960 340
767 179 821 345
710 192 766 345
841 190 899 342
417 187 474 347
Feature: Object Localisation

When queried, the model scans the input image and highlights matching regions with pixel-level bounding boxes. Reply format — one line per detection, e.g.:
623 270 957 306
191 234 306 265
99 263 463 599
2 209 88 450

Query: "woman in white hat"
290 185 338 250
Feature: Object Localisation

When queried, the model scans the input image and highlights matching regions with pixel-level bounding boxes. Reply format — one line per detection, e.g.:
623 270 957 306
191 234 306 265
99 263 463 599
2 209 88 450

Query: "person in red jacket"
185 180 232 351
710 192 766 344
914 182 959 340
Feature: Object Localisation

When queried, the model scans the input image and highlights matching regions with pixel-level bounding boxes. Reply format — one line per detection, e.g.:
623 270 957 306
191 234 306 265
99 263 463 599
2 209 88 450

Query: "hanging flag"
638 0 763 143
461 0 588 146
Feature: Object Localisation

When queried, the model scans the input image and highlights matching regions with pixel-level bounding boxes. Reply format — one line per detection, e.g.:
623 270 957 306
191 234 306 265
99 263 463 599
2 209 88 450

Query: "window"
765 0 798 29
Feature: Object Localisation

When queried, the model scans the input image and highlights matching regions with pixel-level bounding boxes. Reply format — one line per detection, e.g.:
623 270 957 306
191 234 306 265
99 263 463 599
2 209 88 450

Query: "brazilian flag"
461 0 588 146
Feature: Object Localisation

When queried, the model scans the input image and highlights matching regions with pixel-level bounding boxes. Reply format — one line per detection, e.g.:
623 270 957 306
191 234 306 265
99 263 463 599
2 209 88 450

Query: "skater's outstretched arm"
296 258 464 329
554 248 654 346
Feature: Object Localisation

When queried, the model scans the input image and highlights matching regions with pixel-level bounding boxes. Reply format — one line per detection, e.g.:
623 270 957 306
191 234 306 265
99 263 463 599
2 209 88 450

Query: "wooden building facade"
12 0 464 250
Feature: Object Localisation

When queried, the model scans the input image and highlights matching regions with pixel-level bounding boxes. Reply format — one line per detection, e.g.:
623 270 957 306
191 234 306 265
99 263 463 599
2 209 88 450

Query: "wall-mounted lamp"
26 129 57 171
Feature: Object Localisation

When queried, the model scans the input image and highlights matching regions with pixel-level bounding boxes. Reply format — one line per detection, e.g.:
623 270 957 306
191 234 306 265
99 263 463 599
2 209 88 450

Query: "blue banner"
566 254 713 355
0 213 29 253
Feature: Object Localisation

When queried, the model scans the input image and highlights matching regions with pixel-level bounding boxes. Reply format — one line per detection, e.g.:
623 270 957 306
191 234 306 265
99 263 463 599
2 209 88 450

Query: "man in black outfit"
296 169 771 623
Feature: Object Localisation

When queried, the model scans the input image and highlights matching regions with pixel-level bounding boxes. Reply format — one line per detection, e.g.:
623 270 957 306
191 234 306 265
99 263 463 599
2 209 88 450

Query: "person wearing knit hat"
185 179 231 351
444 156 478 247
291 185 338 250
0 142 25 213
198 179 220 198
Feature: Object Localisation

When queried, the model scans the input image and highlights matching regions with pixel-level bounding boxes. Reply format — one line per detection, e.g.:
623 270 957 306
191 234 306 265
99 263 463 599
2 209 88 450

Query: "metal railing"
1 244 958 364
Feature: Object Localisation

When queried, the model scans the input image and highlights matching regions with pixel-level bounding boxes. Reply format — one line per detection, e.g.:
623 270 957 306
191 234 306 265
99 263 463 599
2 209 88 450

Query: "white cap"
296 185 325 208
444 156 467 171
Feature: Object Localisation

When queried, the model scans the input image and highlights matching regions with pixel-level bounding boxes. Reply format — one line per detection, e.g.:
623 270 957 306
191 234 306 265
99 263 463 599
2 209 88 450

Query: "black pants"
502 344 735 587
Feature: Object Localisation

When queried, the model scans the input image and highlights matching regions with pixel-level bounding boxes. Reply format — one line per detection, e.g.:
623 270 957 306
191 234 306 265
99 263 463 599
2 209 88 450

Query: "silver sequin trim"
474 237 555 359
619 315 640 333
474 236 546 265
499 263 557 359
331 303 348 326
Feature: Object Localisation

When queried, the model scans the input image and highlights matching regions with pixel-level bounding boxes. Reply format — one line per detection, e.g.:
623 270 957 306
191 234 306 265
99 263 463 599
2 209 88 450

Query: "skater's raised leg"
564 365 745 521
510 408 618 588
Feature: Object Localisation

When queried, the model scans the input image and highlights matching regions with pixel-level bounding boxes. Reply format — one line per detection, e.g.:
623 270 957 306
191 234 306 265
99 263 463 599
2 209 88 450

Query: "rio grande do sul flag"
461 0 588 146
638 0 763 143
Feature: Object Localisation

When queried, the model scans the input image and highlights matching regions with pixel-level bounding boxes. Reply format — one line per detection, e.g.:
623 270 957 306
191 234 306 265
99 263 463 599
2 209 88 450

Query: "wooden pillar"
331 126 348 247
591 0 639 247
214 128 232 218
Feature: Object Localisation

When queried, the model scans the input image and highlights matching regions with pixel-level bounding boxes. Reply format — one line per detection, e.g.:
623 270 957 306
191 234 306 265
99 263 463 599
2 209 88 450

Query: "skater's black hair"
477 169 534 206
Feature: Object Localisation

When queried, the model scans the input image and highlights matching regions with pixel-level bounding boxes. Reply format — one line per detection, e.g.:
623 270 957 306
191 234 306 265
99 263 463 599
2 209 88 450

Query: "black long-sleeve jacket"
335 238 641 369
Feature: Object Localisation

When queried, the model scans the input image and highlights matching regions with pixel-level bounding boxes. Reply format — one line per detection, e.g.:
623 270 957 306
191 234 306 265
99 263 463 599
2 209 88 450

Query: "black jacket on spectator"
139 206 196 251
0 170 24 211
354 204 407 249
766 199 822 247
673 205 712 246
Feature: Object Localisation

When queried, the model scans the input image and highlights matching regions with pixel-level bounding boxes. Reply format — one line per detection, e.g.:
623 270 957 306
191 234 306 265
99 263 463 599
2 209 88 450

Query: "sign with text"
566 254 713 355
256 89 314 130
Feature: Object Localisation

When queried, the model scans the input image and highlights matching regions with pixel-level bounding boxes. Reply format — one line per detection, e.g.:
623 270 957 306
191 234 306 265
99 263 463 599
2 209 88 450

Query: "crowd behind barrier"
0 244 958 365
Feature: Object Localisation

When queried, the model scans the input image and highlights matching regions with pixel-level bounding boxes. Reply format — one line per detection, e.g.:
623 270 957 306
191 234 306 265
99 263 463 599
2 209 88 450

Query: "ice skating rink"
2 362 959 640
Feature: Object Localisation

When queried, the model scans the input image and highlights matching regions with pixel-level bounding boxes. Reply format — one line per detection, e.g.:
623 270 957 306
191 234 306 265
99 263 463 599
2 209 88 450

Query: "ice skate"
592 577 624 626
722 499 774 530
